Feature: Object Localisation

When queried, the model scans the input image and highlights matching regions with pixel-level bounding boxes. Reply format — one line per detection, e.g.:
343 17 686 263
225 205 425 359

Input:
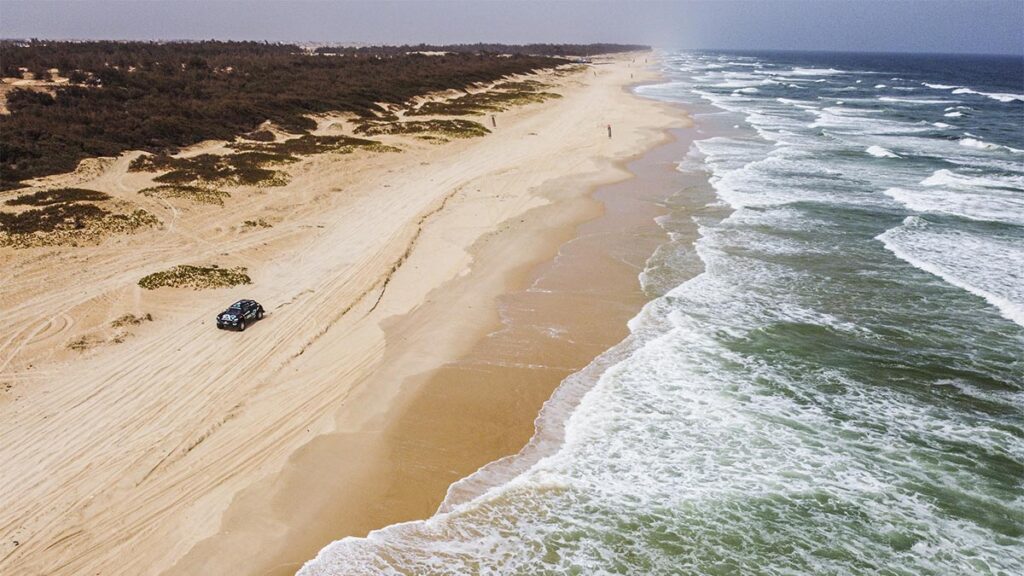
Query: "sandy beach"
0 54 690 575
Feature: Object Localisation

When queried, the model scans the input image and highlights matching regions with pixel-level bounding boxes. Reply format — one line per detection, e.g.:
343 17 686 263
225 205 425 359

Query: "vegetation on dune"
139 185 230 205
0 185 159 246
490 80 548 92
111 313 153 328
138 265 251 290
239 129 276 142
5 187 111 206
0 206 159 248
242 218 272 229
407 89 561 116
129 135 400 191
415 134 449 144
0 202 110 234
130 152 289 187
67 335 102 351
354 119 490 139
0 40 593 189
230 134 382 156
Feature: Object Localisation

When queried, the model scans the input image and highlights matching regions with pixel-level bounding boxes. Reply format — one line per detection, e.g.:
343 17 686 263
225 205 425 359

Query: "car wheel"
257 310 264 320
239 320 246 331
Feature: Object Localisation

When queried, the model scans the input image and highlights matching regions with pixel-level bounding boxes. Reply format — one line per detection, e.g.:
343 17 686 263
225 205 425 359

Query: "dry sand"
0 55 689 575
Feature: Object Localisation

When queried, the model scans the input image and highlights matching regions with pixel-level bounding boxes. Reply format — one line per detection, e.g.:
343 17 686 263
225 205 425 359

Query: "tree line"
0 41 646 189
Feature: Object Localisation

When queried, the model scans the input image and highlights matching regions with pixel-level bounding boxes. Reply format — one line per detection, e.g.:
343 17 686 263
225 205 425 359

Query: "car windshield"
229 304 244 312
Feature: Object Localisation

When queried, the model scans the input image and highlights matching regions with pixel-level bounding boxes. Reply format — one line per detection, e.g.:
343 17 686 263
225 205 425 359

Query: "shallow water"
298 51 1024 576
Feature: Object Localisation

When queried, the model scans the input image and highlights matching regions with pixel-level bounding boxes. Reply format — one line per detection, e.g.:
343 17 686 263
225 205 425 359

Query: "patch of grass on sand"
130 153 290 188
552 64 588 76
416 135 449 144
231 134 384 156
0 203 110 234
5 188 111 206
131 136 399 189
111 313 153 328
406 89 560 116
240 129 276 142
0 189 161 247
491 80 547 92
138 265 251 290
140 185 230 206
100 210 161 234
67 335 102 351
355 119 489 139
242 218 272 229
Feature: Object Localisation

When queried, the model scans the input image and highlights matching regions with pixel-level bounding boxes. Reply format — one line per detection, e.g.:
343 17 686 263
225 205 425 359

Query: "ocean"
299 51 1024 575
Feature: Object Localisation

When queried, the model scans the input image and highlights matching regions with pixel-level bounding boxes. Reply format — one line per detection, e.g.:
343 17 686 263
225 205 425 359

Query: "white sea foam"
959 137 1023 153
921 168 1024 190
924 83 1024 102
878 96 959 104
944 111 964 117
883 186 1024 226
951 87 1024 103
866 145 900 158
776 97 818 110
878 217 1024 327
757 67 844 77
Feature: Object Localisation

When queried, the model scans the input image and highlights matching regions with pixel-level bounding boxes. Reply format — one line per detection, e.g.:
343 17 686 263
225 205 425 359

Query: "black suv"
216 299 264 331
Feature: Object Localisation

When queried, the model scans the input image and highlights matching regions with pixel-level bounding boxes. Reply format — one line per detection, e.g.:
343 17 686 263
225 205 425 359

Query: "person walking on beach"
607 124 612 139
491 115 496 128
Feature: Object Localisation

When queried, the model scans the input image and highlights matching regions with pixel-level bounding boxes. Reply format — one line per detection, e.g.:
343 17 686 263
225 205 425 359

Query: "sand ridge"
0 54 686 575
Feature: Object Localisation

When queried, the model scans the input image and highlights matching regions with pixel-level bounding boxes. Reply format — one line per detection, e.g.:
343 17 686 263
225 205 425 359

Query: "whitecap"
878 218 1024 327
951 87 1024 103
878 96 959 104
959 137 1023 153
866 145 900 158
921 168 1024 191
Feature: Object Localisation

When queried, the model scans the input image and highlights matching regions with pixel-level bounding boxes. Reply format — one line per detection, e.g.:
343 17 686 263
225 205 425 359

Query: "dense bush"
5 187 111 206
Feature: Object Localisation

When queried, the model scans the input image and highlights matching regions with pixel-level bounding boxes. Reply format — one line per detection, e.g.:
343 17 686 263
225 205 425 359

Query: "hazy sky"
1 0 1022 55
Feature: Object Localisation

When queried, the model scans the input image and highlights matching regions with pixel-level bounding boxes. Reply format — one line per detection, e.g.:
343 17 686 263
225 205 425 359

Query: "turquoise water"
299 52 1024 575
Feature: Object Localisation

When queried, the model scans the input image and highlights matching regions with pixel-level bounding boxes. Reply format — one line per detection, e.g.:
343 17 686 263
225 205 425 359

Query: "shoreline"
167 71 696 576
255 128 706 576
0 55 690 576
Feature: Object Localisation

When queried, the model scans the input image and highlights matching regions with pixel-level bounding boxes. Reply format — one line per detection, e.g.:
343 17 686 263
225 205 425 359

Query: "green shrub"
138 265 251 290
140 185 230 205
355 119 489 138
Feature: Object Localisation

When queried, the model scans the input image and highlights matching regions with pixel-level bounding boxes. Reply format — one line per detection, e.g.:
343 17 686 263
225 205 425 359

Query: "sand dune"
0 55 686 575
